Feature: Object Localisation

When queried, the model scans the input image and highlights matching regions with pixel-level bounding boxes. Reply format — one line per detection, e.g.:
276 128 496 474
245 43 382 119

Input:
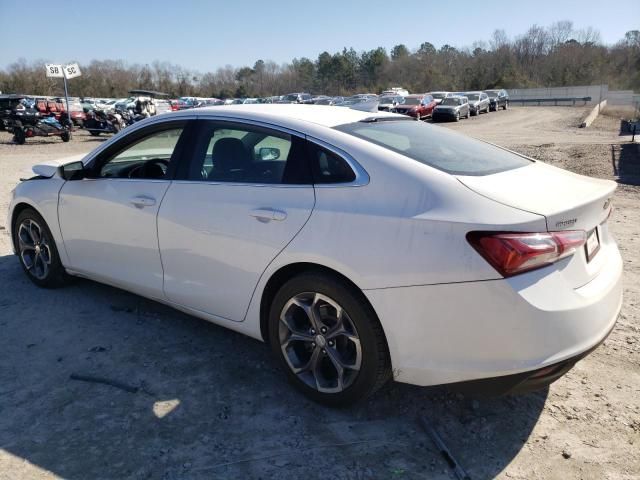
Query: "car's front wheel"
13 208 69 288
268 272 390 406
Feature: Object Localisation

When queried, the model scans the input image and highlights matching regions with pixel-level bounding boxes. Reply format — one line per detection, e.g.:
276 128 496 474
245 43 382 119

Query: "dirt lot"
0 107 638 480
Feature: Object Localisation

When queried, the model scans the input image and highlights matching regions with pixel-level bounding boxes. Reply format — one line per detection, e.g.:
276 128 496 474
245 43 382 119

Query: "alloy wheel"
17 219 51 280
279 292 362 393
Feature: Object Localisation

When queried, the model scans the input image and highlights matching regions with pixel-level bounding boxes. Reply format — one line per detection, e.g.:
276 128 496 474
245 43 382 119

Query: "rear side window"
334 120 531 176
307 142 356 184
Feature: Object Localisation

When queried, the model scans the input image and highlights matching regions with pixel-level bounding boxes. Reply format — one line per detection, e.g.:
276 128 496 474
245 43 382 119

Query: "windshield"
441 97 461 106
403 97 420 105
283 94 299 101
466 94 480 101
334 120 531 176
431 93 446 99
485 91 498 98
379 96 396 104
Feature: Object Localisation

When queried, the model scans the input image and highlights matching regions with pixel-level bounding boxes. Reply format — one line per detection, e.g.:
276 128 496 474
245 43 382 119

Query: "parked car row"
379 89 510 123
1 88 510 138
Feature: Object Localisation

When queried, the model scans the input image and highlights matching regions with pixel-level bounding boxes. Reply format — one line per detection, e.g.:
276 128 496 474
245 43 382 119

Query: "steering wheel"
127 158 169 179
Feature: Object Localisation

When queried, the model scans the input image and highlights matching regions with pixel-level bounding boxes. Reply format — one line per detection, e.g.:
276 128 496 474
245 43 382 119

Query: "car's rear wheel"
455 111 460 122
13 209 69 288
504 102 509 110
268 272 390 406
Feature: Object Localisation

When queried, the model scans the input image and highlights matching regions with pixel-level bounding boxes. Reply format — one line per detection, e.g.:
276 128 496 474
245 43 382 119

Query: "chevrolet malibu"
8 105 622 406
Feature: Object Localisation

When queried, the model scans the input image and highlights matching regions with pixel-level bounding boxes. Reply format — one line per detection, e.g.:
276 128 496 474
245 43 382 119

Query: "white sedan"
7 105 622 406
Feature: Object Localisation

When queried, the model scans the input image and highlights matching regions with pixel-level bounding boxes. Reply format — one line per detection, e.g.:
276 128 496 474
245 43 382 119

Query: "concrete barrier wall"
580 99 607 128
508 85 608 105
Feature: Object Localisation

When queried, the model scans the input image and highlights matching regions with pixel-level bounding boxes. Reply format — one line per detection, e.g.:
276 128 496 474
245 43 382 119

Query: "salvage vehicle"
393 94 437 120
432 95 470 121
465 92 491 116
484 89 510 111
428 91 450 104
7 104 622 406
377 95 404 112
279 93 313 104
0 94 29 130
7 110 70 144
84 109 125 135
54 97 86 127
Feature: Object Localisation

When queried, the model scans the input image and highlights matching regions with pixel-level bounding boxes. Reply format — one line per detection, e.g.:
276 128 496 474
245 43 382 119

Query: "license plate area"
585 227 600 263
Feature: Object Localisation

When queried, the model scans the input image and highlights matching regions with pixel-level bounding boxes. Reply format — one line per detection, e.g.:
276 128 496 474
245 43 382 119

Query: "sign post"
45 63 82 128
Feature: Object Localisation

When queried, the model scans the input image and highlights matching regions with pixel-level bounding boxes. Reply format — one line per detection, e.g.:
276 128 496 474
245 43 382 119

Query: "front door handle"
249 208 287 222
130 196 156 208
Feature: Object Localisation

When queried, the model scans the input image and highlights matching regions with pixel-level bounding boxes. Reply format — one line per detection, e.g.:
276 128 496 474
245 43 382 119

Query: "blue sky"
1 0 638 72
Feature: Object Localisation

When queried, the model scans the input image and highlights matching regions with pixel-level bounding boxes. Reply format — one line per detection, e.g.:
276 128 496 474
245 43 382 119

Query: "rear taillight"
467 230 586 277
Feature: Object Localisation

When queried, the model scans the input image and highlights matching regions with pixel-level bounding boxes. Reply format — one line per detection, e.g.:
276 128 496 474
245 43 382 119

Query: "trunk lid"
458 161 616 287
457 161 615 232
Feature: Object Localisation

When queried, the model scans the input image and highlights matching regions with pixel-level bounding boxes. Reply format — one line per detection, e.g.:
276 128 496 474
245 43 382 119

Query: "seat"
209 138 252 181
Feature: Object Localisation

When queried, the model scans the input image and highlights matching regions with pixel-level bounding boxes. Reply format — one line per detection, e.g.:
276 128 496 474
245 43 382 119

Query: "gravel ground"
0 107 638 480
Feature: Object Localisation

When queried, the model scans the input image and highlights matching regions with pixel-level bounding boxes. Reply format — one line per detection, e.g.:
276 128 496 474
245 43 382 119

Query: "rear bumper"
447 320 615 396
364 242 623 388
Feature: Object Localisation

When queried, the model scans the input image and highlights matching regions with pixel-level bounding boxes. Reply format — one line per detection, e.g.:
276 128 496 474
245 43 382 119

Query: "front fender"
8 178 68 265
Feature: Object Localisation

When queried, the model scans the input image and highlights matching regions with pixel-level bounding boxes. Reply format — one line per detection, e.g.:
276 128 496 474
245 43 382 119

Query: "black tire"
13 208 70 288
504 102 509 110
268 272 391 406
61 131 71 142
89 130 100 136
13 128 26 145
466 109 470 119
455 111 460 122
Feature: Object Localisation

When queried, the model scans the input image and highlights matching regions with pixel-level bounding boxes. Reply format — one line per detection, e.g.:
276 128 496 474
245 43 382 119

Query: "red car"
393 94 437 120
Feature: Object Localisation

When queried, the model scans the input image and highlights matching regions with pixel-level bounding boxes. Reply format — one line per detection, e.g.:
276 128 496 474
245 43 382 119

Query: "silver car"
464 92 490 116
432 96 470 122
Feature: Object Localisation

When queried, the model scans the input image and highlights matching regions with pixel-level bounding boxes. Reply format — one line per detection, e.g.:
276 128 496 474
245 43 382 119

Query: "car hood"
32 153 86 178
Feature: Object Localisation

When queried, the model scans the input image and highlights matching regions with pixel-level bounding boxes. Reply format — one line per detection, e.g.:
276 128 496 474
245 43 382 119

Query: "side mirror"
60 161 87 180
258 147 280 161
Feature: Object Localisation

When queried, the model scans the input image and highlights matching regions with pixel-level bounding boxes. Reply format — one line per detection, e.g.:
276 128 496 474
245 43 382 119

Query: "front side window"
184 121 310 184
334 120 531 176
98 127 184 179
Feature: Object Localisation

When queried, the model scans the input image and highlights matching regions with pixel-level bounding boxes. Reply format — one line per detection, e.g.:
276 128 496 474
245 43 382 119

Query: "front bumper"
432 110 458 120
395 109 418 118
364 241 623 388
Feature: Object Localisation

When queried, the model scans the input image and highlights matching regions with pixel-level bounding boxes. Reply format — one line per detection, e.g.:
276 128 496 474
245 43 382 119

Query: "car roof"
167 104 399 129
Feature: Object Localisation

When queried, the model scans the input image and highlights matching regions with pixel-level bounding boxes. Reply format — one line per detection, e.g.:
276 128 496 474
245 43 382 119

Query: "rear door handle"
249 208 287 222
130 196 156 208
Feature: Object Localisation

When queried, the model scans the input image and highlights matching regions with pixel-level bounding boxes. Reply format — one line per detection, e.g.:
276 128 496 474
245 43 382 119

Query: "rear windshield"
334 120 531 176
441 97 461 106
